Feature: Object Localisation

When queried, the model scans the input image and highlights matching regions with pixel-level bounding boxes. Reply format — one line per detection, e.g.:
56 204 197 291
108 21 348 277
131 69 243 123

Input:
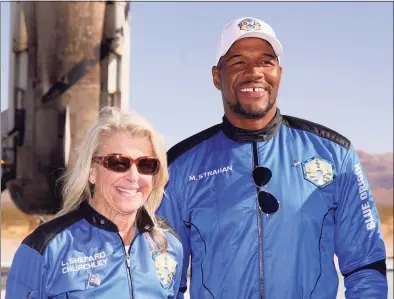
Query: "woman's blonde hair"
57 106 169 251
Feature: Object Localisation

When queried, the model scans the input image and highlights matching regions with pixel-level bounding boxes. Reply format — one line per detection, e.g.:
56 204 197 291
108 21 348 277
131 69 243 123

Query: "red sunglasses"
92 153 160 175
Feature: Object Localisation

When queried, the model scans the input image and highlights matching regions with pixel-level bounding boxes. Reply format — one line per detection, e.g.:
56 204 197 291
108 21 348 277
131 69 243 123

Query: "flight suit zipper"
119 233 140 299
252 142 264 299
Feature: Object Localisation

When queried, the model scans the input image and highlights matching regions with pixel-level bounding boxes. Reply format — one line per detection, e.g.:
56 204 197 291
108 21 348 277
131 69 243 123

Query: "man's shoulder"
167 123 222 165
22 209 83 255
281 114 351 150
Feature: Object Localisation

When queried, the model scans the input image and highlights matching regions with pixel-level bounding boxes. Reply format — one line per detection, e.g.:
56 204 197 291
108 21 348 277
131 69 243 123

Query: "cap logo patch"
238 18 261 31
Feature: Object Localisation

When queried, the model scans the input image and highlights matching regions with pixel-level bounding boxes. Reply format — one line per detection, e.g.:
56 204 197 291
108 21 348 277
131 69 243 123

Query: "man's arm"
335 145 387 298
6 244 48 299
158 182 191 299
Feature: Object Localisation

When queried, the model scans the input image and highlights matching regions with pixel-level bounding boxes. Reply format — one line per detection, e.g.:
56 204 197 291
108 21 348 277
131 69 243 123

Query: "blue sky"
1 2 393 153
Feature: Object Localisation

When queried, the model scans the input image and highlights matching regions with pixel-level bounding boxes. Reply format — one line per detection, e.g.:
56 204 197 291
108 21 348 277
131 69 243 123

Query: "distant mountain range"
357 150 393 206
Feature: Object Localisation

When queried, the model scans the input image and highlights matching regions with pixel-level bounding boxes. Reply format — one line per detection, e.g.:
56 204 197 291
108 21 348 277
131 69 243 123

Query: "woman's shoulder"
22 208 84 255
156 216 183 251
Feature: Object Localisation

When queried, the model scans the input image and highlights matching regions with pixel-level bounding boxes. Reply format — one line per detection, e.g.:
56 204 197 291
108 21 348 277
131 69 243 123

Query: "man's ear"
277 64 283 87
212 66 221 90
89 167 97 185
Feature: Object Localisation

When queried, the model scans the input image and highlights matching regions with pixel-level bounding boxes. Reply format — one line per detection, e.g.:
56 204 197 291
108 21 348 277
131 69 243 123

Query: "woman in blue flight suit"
6 107 183 299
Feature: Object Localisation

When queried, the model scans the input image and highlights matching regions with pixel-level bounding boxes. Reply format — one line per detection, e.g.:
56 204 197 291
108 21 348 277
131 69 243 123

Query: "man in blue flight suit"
158 16 388 299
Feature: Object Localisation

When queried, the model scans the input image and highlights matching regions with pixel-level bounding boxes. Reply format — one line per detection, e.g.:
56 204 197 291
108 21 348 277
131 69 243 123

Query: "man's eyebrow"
263 53 277 60
226 54 242 62
223 53 278 65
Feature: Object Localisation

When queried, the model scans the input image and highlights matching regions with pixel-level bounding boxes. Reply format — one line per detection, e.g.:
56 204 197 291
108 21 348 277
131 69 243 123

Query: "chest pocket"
26 291 38 299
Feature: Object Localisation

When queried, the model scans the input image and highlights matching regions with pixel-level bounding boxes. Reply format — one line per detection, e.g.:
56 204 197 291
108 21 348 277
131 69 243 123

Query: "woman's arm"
6 244 48 299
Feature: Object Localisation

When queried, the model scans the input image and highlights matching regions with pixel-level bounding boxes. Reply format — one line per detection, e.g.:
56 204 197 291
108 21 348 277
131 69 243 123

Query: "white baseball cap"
215 17 283 65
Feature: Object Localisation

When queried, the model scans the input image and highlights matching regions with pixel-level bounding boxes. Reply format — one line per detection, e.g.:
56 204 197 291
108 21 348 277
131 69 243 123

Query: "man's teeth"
117 187 137 194
240 87 265 92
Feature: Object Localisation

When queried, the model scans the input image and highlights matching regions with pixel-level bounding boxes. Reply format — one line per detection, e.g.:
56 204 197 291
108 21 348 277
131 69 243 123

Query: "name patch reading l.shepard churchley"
354 162 375 231
61 251 108 274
